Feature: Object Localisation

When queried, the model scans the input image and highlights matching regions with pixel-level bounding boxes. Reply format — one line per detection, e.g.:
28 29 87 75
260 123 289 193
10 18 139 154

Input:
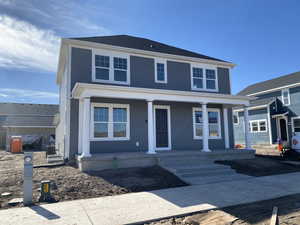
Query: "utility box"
23 152 33 206
10 136 22 153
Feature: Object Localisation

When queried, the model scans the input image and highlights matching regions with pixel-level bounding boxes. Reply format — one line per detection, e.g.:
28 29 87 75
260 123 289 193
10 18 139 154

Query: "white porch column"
80 97 91 158
244 106 252 149
147 100 155 154
223 107 230 149
202 102 211 152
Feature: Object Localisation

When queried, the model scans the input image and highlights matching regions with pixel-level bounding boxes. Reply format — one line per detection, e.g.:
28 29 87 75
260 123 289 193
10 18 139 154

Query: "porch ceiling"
72 82 254 106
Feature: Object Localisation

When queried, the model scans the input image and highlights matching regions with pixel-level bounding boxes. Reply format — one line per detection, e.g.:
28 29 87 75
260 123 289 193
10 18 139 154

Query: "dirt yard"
0 150 186 209
144 194 300 225
216 155 300 177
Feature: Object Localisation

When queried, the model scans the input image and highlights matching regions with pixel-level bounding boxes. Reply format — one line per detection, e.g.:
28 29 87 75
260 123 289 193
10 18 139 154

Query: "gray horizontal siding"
234 108 270 145
70 47 231 94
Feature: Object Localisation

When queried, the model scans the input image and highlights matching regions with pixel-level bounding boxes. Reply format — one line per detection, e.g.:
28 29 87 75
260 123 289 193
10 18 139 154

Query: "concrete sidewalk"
1 172 300 225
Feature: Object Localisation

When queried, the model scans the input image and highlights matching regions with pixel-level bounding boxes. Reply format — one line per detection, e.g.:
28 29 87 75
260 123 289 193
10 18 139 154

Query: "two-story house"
234 71 300 147
55 35 253 171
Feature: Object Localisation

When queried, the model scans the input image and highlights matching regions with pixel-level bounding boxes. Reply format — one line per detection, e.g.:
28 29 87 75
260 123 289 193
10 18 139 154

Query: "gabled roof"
71 35 229 63
238 71 300 96
0 103 58 116
233 97 276 110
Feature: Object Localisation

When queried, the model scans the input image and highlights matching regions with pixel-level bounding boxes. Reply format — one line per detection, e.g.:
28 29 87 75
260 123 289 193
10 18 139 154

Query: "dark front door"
155 108 169 149
279 118 288 141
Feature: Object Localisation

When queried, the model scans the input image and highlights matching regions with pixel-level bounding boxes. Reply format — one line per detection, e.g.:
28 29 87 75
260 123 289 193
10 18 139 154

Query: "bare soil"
0 150 186 209
144 194 300 225
216 155 300 177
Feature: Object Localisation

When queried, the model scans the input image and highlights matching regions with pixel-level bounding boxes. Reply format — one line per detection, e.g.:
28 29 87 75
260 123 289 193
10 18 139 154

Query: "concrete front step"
165 164 231 173
183 173 252 185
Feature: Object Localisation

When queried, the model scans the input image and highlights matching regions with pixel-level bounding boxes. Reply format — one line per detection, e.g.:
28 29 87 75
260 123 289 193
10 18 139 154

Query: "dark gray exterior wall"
234 108 270 145
68 97 232 157
70 47 231 94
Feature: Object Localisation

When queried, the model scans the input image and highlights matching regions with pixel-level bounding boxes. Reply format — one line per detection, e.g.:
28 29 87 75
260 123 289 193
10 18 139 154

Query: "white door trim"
153 105 172 151
277 116 289 142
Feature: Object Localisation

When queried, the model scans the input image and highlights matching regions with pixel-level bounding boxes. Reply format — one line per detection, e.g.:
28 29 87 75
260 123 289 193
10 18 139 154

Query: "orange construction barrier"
10 136 23 153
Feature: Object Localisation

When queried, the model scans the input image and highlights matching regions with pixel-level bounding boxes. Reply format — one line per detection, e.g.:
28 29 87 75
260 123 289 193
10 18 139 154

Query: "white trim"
247 83 300 97
192 107 222 139
80 98 91 158
78 99 83 154
65 44 72 159
72 83 253 106
190 64 219 92
223 107 230 149
291 116 300 133
249 119 268 133
90 103 130 141
281 88 290 106
153 105 171 151
154 58 168 83
267 105 273 144
2 126 55 128
147 100 155 154
92 49 130 85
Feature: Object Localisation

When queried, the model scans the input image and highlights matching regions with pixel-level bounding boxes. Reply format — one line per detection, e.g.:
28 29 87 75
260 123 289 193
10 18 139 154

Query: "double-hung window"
249 120 267 133
193 108 221 139
281 89 290 106
292 117 300 133
191 65 218 91
92 103 130 140
155 59 167 83
93 51 129 85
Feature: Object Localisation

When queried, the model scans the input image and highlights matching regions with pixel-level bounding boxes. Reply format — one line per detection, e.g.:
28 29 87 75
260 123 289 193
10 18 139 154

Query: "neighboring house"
234 71 300 146
0 103 58 150
55 35 253 170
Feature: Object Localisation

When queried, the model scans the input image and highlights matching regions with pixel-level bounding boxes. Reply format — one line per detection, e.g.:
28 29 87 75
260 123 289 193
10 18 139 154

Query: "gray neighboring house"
0 103 58 150
55 35 254 171
234 71 300 146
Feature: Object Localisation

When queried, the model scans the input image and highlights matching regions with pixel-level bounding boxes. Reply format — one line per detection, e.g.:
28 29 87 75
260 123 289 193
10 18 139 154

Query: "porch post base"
79 153 92 159
147 151 157 154
202 149 211 152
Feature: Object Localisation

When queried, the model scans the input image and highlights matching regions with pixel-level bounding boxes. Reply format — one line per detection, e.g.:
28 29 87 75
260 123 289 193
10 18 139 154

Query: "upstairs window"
155 59 167 83
191 66 218 91
93 52 129 85
281 89 290 106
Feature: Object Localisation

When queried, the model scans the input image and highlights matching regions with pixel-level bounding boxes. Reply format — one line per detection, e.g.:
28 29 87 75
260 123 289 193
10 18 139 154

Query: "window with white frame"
233 111 239 125
281 89 290 106
193 108 221 139
292 117 300 133
155 59 167 83
249 120 267 133
191 66 218 91
93 52 129 84
92 103 130 140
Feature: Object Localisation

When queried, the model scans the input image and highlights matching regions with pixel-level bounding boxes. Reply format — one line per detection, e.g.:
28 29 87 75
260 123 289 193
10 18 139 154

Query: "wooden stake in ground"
270 206 278 225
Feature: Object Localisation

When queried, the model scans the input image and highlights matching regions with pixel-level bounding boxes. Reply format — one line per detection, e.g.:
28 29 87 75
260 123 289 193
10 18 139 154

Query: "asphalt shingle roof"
238 71 300 96
233 97 276 110
0 103 58 127
71 35 229 63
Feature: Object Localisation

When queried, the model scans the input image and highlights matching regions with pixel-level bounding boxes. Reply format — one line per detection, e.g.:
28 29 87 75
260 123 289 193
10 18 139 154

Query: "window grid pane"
94 107 108 122
157 63 165 81
193 78 203 89
113 108 127 122
114 57 127 70
94 123 108 137
194 110 220 137
113 123 127 137
193 68 203 78
95 55 109 68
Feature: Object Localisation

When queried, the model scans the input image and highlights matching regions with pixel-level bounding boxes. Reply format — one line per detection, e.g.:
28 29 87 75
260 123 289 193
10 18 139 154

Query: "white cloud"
0 88 58 100
0 15 60 72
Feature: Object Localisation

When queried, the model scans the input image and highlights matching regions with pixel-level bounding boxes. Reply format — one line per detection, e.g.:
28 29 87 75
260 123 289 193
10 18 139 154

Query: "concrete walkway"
1 172 300 225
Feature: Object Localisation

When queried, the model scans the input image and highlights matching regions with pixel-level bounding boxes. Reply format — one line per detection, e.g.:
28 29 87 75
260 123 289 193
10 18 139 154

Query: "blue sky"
0 0 299 104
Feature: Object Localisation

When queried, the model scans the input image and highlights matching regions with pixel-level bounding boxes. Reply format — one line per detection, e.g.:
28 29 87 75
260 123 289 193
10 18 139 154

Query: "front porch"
72 83 255 171
77 149 255 171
